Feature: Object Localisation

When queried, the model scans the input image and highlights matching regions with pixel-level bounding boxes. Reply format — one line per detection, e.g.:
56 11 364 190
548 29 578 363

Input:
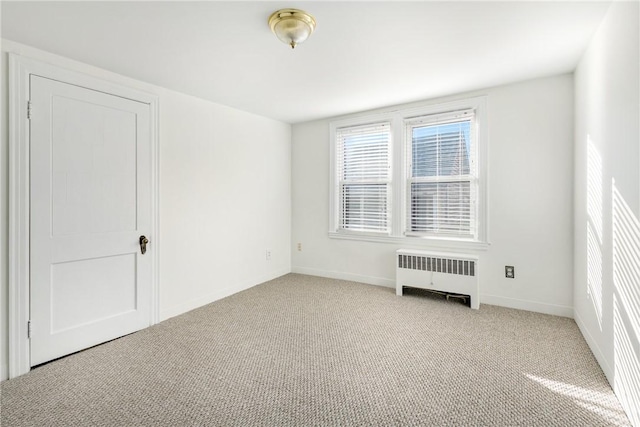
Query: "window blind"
337 122 391 233
406 113 477 237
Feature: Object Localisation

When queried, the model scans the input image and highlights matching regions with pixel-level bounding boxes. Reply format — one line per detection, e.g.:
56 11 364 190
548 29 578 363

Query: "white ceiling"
2 1 611 123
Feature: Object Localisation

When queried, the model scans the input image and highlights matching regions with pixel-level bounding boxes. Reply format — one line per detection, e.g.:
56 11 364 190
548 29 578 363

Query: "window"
329 97 487 250
336 122 391 233
406 110 477 238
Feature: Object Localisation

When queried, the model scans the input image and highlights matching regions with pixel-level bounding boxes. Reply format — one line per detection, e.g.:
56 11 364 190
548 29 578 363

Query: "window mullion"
385 115 401 238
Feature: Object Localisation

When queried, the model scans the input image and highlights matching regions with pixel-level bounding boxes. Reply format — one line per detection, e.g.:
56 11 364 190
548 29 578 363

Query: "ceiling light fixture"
268 9 316 49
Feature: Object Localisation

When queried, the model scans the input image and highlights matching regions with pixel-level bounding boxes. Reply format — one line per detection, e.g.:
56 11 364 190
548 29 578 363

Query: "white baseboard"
159 268 290 321
291 266 395 288
1 362 7 382
480 293 573 318
293 266 574 317
573 310 614 383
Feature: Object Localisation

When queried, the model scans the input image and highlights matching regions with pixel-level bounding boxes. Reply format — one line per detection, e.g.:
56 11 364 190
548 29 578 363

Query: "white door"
29 75 152 366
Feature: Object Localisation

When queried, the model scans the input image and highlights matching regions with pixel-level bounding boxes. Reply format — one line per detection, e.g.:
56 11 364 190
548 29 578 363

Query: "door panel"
51 254 137 333
51 95 138 236
30 75 152 366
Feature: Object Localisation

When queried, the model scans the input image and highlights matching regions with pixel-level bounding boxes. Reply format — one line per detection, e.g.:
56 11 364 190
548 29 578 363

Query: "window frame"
329 113 396 239
329 96 488 251
404 109 477 240
337 122 393 235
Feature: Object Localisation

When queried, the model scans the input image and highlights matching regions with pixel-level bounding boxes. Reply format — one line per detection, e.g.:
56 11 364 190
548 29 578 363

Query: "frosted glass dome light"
268 9 316 49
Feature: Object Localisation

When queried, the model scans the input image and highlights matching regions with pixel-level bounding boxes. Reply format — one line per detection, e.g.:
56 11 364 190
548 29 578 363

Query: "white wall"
0 40 292 381
158 90 291 319
292 74 575 317
573 2 640 425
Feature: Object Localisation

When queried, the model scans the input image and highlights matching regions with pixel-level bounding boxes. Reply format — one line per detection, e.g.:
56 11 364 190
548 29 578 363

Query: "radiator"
396 249 480 309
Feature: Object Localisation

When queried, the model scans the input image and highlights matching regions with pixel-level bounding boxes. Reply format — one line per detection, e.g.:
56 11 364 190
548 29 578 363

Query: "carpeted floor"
0 274 631 426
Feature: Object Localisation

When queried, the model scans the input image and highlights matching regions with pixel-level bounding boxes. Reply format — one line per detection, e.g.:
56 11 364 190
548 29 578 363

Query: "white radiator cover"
396 249 480 309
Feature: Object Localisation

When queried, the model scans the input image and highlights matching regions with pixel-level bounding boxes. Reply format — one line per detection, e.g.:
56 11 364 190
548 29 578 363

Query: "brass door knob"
139 235 149 255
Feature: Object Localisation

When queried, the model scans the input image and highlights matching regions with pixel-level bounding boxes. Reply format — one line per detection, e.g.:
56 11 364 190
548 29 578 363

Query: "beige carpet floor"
0 274 631 426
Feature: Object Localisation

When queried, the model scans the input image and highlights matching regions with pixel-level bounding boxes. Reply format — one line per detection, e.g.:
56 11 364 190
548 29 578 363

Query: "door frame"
8 53 160 378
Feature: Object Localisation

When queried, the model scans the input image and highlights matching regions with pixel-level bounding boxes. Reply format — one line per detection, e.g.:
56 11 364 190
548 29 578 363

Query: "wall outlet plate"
505 266 515 278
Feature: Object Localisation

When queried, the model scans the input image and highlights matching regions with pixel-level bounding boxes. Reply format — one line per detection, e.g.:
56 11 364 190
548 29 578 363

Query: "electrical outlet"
505 266 515 279
297 243 302 251
266 249 272 261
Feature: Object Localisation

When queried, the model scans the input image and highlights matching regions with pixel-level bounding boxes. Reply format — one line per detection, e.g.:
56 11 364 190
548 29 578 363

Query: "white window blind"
337 122 391 233
406 110 477 238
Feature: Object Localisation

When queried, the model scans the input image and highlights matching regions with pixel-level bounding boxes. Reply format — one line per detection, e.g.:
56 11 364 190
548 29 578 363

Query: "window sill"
328 231 490 252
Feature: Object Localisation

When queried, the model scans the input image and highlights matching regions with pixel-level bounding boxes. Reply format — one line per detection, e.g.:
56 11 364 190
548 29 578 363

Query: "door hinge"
27 101 32 120
27 320 31 339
